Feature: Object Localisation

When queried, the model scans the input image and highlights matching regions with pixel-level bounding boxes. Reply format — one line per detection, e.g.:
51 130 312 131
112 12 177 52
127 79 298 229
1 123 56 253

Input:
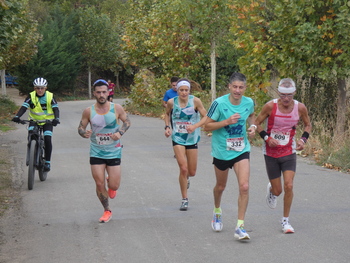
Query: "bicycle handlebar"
18 119 53 125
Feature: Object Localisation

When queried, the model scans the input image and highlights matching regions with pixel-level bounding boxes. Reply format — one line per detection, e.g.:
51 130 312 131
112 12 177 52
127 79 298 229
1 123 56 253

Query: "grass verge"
0 95 19 217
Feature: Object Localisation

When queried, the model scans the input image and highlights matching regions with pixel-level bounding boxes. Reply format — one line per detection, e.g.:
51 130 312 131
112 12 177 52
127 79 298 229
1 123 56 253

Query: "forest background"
1 0 350 172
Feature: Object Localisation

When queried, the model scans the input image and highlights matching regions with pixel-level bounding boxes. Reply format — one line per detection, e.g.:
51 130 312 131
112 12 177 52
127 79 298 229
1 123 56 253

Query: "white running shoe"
266 182 277 209
211 213 223 232
234 225 250 240
282 220 295 234
180 199 188 211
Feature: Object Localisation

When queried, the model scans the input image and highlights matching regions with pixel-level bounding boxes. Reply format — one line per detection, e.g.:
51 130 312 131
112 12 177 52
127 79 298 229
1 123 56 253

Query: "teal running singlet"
207 94 254 160
90 103 122 159
171 95 201 145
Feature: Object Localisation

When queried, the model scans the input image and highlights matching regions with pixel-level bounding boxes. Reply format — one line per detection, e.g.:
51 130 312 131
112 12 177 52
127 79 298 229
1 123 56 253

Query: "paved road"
1 99 350 263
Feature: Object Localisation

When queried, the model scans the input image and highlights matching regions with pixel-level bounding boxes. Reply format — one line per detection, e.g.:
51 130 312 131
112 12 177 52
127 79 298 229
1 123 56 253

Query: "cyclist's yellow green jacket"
29 91 55 121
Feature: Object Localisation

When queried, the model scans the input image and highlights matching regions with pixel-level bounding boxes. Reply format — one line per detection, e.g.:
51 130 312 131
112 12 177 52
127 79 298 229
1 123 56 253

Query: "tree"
16 7 82 94
229 0 350 135
0 0 40 95
123 0 236 96
77 7 122 98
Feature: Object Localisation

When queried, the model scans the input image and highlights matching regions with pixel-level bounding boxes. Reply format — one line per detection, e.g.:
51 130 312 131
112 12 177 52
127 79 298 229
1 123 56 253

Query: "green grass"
0 95 18 132
0 96 19 217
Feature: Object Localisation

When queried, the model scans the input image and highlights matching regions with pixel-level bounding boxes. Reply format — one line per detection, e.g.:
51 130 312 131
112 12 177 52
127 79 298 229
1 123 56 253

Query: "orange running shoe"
99 210 112 223
108 188 117 199
106 177 117 199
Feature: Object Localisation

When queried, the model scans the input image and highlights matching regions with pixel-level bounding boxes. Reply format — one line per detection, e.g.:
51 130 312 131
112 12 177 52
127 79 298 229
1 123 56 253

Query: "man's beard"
97 97 107 104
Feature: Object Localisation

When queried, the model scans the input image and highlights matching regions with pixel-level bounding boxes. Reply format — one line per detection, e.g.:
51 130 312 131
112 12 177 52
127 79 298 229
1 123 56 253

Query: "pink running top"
263 99 300 158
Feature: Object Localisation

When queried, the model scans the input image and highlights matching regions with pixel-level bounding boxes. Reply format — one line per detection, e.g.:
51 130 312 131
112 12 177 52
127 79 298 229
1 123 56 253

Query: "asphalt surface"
1 98 350 263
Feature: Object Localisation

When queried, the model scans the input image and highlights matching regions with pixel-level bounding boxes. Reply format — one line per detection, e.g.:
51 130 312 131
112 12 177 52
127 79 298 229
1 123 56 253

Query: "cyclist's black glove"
12 116 20 123
52 119 60 126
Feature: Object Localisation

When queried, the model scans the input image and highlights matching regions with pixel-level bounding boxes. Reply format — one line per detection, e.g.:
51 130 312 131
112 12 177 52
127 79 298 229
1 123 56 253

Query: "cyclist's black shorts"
90 157 121 166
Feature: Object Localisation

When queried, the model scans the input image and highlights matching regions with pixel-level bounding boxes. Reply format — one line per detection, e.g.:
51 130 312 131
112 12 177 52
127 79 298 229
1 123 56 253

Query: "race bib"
96 133 114 145
270 130 290 146
175 121 191 133
226 137 245 151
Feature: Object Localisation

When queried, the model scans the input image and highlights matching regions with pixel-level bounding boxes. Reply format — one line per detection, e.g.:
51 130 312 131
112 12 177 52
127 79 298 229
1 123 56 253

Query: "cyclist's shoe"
108 188 117 199
180 198 188 211
44 163 51 172
266 182 277 209
99 210 112 223
282 219 295 234
234 225 250 240
187 178 190 189
211 213 223 232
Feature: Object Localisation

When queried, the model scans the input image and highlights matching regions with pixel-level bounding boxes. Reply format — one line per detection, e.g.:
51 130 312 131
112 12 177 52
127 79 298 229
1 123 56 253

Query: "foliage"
0 0 40 69
16 6 82 94
125 69 167 116
77 7 123 75
0 95 18 131
122 0 237 89
229 0 350 87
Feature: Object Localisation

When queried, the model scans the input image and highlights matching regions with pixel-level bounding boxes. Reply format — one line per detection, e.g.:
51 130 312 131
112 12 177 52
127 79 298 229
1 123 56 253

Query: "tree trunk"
210 40 216 102
88 67 92 99
1 69 6 96
116 72 120 93
335 78 347 136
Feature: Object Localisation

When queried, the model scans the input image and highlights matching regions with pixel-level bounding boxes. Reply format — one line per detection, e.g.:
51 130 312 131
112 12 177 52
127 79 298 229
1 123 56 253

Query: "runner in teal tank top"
164 78 207 211
90 103 122 159
78 79 131 223
171 95 200 145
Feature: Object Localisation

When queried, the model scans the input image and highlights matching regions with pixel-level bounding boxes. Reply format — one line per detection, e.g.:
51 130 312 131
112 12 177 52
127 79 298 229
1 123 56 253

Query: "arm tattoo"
120 114 131 133
78 120 87 137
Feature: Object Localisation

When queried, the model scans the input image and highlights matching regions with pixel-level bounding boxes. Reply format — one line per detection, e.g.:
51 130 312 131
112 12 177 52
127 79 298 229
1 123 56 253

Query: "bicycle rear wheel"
28 140 37 190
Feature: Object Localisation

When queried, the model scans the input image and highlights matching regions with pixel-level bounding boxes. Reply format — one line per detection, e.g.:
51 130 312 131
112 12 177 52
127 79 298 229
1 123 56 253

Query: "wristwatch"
119 130 124 136
164 125 170 130
264 135 269 141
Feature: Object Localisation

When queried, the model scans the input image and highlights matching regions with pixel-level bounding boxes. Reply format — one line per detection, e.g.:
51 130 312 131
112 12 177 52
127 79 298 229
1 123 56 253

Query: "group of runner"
14 74 311 241
162 73 311 240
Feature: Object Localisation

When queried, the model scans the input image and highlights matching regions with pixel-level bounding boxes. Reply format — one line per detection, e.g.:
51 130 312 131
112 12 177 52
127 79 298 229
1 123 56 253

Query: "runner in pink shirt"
255 78 311 234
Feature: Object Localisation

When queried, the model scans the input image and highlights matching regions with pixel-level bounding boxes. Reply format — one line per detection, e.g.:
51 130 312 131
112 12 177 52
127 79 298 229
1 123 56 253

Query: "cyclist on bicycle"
12 77 60 172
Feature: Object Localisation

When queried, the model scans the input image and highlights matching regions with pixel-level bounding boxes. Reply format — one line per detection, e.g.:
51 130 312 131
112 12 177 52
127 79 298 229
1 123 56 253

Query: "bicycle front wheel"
28 140 37 190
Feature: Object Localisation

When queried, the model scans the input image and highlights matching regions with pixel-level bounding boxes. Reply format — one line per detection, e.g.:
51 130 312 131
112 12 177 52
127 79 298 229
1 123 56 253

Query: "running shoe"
108 188 117 199
44 163 51 172
211 213 223 232
282 220 295 234
234 225 250 240
106 177 117 199
266 182 277 209
180 198 189 211
99 210 112 223
187 178 190 189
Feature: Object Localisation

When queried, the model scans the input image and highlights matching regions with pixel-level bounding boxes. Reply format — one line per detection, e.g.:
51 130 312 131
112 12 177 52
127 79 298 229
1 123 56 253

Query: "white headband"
176 80 191 90
278 86 296 93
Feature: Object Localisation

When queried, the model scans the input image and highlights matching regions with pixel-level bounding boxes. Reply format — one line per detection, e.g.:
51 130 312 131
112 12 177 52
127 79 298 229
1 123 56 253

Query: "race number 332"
226 137 245 151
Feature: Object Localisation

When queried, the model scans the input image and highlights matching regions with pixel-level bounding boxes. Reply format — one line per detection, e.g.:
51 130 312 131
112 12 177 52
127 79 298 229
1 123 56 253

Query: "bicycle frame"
19 119 50 189
24 121 43 166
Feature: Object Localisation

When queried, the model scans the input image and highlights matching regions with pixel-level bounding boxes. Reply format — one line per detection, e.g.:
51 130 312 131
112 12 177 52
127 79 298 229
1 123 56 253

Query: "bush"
125 69 167 116
0 96 18 132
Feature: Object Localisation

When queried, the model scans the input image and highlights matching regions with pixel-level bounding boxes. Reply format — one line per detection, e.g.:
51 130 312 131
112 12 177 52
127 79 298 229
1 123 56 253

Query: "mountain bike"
18 119 51 190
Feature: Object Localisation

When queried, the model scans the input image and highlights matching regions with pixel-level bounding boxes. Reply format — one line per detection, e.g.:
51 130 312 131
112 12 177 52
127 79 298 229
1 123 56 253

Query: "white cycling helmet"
33 77 48 87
